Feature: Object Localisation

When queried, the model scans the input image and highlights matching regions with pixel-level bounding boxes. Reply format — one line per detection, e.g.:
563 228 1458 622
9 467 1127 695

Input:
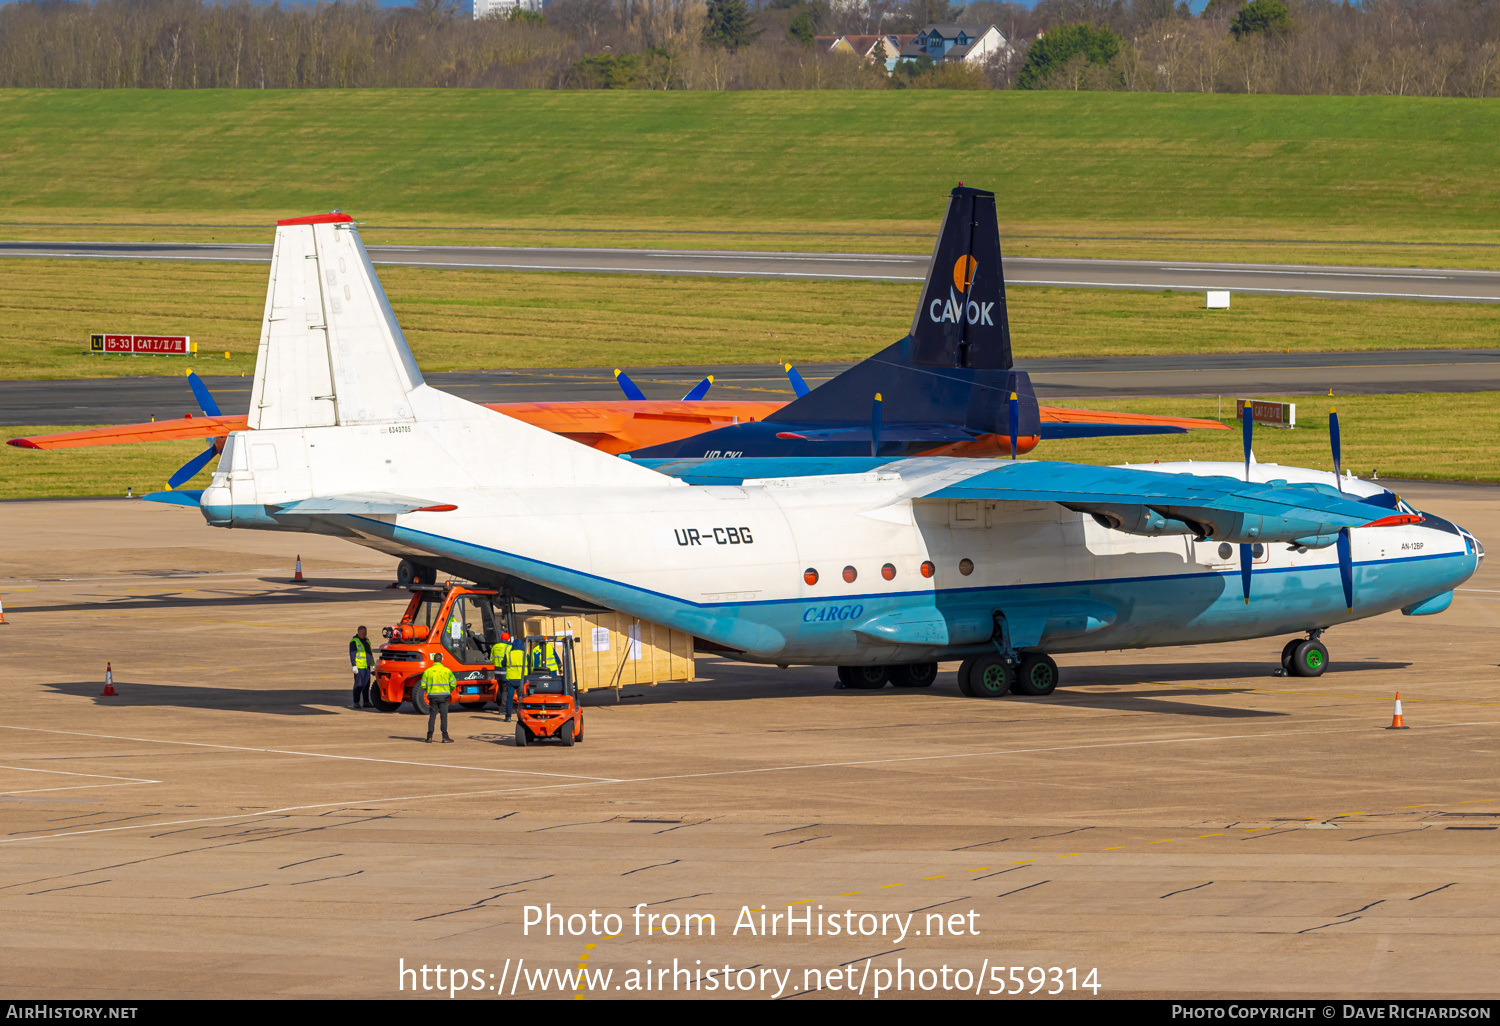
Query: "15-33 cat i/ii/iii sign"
90 333 194 355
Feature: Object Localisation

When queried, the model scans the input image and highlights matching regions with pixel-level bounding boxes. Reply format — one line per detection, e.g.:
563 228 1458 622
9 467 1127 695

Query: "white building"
897 24 1010 65
474 0 544 20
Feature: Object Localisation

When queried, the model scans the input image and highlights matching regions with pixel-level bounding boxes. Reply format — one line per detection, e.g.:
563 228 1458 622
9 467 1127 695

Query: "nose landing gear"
1280 630 1329 678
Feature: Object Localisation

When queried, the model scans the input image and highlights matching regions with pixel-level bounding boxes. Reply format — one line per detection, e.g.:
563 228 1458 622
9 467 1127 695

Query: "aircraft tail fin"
218 213 672 507
909 185 1012 372
248 212 424 432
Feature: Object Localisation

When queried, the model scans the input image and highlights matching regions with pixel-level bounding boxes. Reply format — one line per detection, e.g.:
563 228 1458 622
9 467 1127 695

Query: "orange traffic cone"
291 555 305 583
101 662 118 697
0 596 7 624
1387 691 1409 730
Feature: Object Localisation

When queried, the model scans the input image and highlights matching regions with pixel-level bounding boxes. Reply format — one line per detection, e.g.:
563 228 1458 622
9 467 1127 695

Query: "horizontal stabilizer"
141 489 205 507
773 423 979 444
270 493 457 516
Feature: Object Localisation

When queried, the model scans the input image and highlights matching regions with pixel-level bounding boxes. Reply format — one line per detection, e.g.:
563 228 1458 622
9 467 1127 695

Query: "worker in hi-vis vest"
349 625 374 709
530 638 560 673
421 651 457 743
496 632 526 722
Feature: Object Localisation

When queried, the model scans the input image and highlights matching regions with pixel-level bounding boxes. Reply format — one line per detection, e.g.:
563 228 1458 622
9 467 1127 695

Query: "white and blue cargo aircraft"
148 204 1482 698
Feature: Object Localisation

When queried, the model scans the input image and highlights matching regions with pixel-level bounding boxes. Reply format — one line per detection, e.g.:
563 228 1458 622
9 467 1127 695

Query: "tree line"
0 0 1495 95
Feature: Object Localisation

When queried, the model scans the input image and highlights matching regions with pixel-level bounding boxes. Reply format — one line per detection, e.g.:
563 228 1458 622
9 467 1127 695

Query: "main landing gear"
1279 630 1330 678
956 652 1059 698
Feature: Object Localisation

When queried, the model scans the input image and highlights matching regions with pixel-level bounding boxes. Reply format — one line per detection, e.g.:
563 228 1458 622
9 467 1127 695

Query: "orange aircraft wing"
8 415 250 449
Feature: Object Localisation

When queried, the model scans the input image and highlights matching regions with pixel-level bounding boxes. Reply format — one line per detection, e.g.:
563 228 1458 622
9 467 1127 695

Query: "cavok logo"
929 255 994 327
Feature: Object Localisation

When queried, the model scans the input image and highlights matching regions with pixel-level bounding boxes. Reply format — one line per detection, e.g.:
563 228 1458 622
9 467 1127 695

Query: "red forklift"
515 634 584 748
372 582 509 714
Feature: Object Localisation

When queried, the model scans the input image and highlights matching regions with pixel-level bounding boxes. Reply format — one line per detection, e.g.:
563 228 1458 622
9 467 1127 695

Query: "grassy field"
5 257 1500 380
3 91 1500 266
5 392 1496 499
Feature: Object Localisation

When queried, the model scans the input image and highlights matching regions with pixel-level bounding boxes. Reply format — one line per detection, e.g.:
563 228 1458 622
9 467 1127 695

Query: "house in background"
897 24 1009 65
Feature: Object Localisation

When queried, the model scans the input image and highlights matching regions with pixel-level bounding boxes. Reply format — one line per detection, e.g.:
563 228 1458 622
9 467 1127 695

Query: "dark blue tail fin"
625 185 1036 459
910 185 1012 371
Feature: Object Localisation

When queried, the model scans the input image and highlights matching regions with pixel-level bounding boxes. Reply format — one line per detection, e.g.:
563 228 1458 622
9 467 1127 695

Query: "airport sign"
90 333 194 355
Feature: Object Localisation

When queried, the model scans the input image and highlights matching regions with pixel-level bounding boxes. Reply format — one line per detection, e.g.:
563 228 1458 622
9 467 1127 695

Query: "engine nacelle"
1065 502 1196 538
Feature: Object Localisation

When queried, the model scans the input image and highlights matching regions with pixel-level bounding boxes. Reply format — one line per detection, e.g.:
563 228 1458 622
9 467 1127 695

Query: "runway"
5 240 1500 302
7 350 1500 427
0 487 1496 998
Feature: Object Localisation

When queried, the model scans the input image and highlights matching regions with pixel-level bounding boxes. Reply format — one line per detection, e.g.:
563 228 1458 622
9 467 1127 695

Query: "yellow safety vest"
350 635 370 670
420 663 456 696
504 646 526 681
531 642 559 672
490 641 510 668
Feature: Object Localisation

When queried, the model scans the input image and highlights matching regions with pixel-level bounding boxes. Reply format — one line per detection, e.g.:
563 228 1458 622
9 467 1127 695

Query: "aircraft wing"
635 456 1412 543
8 415 249 449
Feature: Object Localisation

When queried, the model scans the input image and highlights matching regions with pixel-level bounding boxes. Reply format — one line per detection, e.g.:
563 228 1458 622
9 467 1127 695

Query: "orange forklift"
372 583 509 714
515 634 584 748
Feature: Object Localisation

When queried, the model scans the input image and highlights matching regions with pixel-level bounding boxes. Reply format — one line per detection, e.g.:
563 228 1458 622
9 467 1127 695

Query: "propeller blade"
871 393 883 458
1330 407 1343 491
1337 527 1354 613
168 444 218 490
186 370 222 417
1240 543 1253 605
1008 390 1020 460
1241 399 1253 482
784 363 811 398
613 369 646 401
680 375 713 401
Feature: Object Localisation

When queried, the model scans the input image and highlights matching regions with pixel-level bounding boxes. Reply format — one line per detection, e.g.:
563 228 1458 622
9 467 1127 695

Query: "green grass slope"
2 91 1499 263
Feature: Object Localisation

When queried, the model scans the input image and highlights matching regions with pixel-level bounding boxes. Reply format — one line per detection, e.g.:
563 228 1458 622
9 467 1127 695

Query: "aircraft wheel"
890 663 938 688
559 720 575 747
515 723 529 748
957 657 979 697
409 687 430 715
842 665 889 690
1280 638 1302 675
968 654 1012 698
1290 639 1329 678
1011 654 1059 697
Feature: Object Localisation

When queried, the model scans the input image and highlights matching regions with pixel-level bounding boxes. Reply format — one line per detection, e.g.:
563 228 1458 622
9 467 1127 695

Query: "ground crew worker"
490 631 524 722
502 633 527 721
530 637 560 673
350 625 373 709
421 652 457 743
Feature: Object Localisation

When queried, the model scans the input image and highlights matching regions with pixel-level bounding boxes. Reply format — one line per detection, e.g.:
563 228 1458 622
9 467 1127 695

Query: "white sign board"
1206 291 1231 309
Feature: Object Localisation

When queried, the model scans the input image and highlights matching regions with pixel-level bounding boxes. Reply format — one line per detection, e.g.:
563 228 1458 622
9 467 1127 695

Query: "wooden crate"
521 611 695 692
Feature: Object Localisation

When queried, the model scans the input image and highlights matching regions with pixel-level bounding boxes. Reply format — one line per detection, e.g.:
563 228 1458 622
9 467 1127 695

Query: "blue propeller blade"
784 364 811 398
871 393 883 458
168 444 218 490
613 369 646 401
681 375 713 401
186 370 222 417
1337 527 1354 613
1240 543 1253 605
1008 391 1020 460
1330 408 1343 491
1241 399 1254 482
